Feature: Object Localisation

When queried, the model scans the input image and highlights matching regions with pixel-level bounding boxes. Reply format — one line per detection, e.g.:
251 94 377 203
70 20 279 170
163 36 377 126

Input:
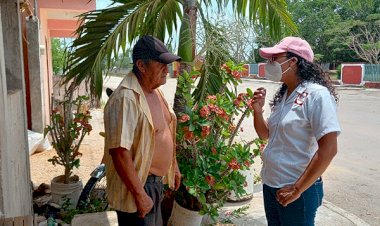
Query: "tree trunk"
162 1 198 223
173 0 197 117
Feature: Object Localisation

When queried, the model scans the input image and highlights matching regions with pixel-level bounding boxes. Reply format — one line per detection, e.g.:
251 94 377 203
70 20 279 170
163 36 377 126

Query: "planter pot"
227 167 259 202
252 183 263 193
51 175 83 208
168 200 203 226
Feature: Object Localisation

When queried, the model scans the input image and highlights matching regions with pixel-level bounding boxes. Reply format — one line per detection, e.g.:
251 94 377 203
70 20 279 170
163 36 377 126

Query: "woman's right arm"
252 87 269 140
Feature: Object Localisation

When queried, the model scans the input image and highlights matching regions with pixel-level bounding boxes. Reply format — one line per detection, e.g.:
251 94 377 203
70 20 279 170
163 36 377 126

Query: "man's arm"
110 147 153 217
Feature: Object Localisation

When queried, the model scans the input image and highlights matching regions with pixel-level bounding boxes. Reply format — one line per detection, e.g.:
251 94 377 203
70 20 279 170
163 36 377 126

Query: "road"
104 76 380 225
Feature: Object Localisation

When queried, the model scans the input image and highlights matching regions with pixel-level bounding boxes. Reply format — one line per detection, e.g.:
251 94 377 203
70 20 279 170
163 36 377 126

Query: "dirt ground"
29 109 105 187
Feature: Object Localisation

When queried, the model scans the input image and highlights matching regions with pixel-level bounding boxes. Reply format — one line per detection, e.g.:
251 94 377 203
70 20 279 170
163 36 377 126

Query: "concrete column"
0 0 33 218
0 4 7 218
26 16 45 133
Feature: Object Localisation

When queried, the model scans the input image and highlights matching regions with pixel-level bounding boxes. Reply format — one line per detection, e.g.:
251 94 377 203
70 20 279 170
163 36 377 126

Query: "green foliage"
326 12 380 64
63 1 182 98
219 205 250 224
175 61 266 220
60 196 108 224
272 0 380 63
62 0 296 99
44 95 92 184
51 38 65 75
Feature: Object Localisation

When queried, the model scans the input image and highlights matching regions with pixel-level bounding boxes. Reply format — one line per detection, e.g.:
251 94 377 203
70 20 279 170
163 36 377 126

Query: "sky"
96 0 114 10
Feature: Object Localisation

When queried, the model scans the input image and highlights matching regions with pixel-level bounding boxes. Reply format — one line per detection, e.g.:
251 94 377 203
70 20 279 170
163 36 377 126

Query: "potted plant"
169 61 264 225
44 93 92 208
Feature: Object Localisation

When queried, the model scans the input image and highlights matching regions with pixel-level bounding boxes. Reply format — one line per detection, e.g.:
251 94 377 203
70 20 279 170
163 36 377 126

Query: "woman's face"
272 53 298 85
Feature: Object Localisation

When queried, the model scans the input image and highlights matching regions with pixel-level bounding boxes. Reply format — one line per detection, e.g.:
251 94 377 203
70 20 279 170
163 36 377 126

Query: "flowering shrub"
175 61 265 219
44 95 92 184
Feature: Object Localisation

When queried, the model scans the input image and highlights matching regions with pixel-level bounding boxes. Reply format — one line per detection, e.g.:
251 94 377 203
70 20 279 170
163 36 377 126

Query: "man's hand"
276 185 301 207
174 168 182 191
135 192 154 218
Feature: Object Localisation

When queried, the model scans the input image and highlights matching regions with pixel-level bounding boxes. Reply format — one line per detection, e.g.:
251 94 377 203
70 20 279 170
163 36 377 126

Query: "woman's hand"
252 87 266 113
276 185 301 207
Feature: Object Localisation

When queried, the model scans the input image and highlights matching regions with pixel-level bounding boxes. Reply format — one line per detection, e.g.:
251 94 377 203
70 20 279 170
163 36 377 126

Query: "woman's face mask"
264 58 292 82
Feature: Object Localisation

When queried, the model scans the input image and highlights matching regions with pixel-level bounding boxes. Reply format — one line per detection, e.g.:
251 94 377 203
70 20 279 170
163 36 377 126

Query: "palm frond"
62 0 181 98
228 0 297 39
192 10 232 103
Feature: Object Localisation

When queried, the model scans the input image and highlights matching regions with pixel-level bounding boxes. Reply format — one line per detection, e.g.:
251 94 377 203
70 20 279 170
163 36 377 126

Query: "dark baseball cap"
132 35 181 64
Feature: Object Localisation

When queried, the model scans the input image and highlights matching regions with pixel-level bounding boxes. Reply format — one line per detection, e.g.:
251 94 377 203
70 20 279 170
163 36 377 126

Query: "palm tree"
62 0 296 113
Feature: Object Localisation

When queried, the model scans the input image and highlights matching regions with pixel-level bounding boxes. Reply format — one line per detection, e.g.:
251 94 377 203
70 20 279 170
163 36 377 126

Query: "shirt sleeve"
105 96 139 151
308 89 341 141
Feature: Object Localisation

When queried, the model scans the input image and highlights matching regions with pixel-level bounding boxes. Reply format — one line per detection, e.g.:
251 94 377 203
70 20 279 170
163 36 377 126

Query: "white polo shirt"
261 82 341 188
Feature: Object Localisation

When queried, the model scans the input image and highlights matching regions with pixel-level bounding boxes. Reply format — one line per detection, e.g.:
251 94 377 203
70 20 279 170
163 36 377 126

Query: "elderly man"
103 35 182 226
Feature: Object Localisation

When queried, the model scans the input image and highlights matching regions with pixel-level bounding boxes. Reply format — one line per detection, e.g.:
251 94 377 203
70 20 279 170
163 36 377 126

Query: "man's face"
141 60 169 89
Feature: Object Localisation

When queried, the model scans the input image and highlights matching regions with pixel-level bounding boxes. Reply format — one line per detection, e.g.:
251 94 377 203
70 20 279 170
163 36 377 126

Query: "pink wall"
38 0 95 11
37 1 96 124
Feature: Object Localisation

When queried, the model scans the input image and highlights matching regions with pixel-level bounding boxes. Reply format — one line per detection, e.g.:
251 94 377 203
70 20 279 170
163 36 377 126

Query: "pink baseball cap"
259 37 314 62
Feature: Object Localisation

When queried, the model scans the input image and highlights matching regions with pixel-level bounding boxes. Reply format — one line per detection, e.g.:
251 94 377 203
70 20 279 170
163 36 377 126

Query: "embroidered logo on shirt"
294 91 309 106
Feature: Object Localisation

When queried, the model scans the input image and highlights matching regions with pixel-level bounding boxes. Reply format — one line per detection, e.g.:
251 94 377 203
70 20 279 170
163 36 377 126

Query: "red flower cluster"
221 63 232 74
221 63 241 79
228 158 241 170
199 105 211 118
179 114 190 123
183 126 194 141
201 126 210 137
231 71 241 79
198 104 229 121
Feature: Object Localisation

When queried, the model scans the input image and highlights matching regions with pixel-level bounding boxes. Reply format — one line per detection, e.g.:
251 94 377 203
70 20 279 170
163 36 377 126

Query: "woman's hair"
270 52 339 107
132 58 152 80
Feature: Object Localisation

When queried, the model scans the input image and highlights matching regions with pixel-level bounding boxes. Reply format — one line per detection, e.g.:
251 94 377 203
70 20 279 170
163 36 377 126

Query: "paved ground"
101 76 380 225
72 192 370 226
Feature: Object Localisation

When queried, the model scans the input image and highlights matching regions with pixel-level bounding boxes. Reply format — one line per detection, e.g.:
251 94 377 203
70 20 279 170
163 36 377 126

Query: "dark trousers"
116 175 164 226
263 178 323 226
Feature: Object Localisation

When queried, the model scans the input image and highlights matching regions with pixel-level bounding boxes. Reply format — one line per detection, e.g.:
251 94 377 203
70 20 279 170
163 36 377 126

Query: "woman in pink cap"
252 37 341 226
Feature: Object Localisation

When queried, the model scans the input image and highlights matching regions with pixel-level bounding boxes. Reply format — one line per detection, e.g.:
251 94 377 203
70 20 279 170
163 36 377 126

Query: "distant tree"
287 0 342 63
329 14 380 64
326 0 380 63
51 38 65 75
223 19 257 63
112 49 132 70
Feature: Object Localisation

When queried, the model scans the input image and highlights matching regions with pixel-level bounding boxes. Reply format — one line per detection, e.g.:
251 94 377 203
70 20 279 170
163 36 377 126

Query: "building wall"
35 0 96 128
0 0 33 218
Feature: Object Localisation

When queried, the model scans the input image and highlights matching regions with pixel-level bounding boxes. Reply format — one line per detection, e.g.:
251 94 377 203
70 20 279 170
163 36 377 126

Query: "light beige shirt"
103 72 177 212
